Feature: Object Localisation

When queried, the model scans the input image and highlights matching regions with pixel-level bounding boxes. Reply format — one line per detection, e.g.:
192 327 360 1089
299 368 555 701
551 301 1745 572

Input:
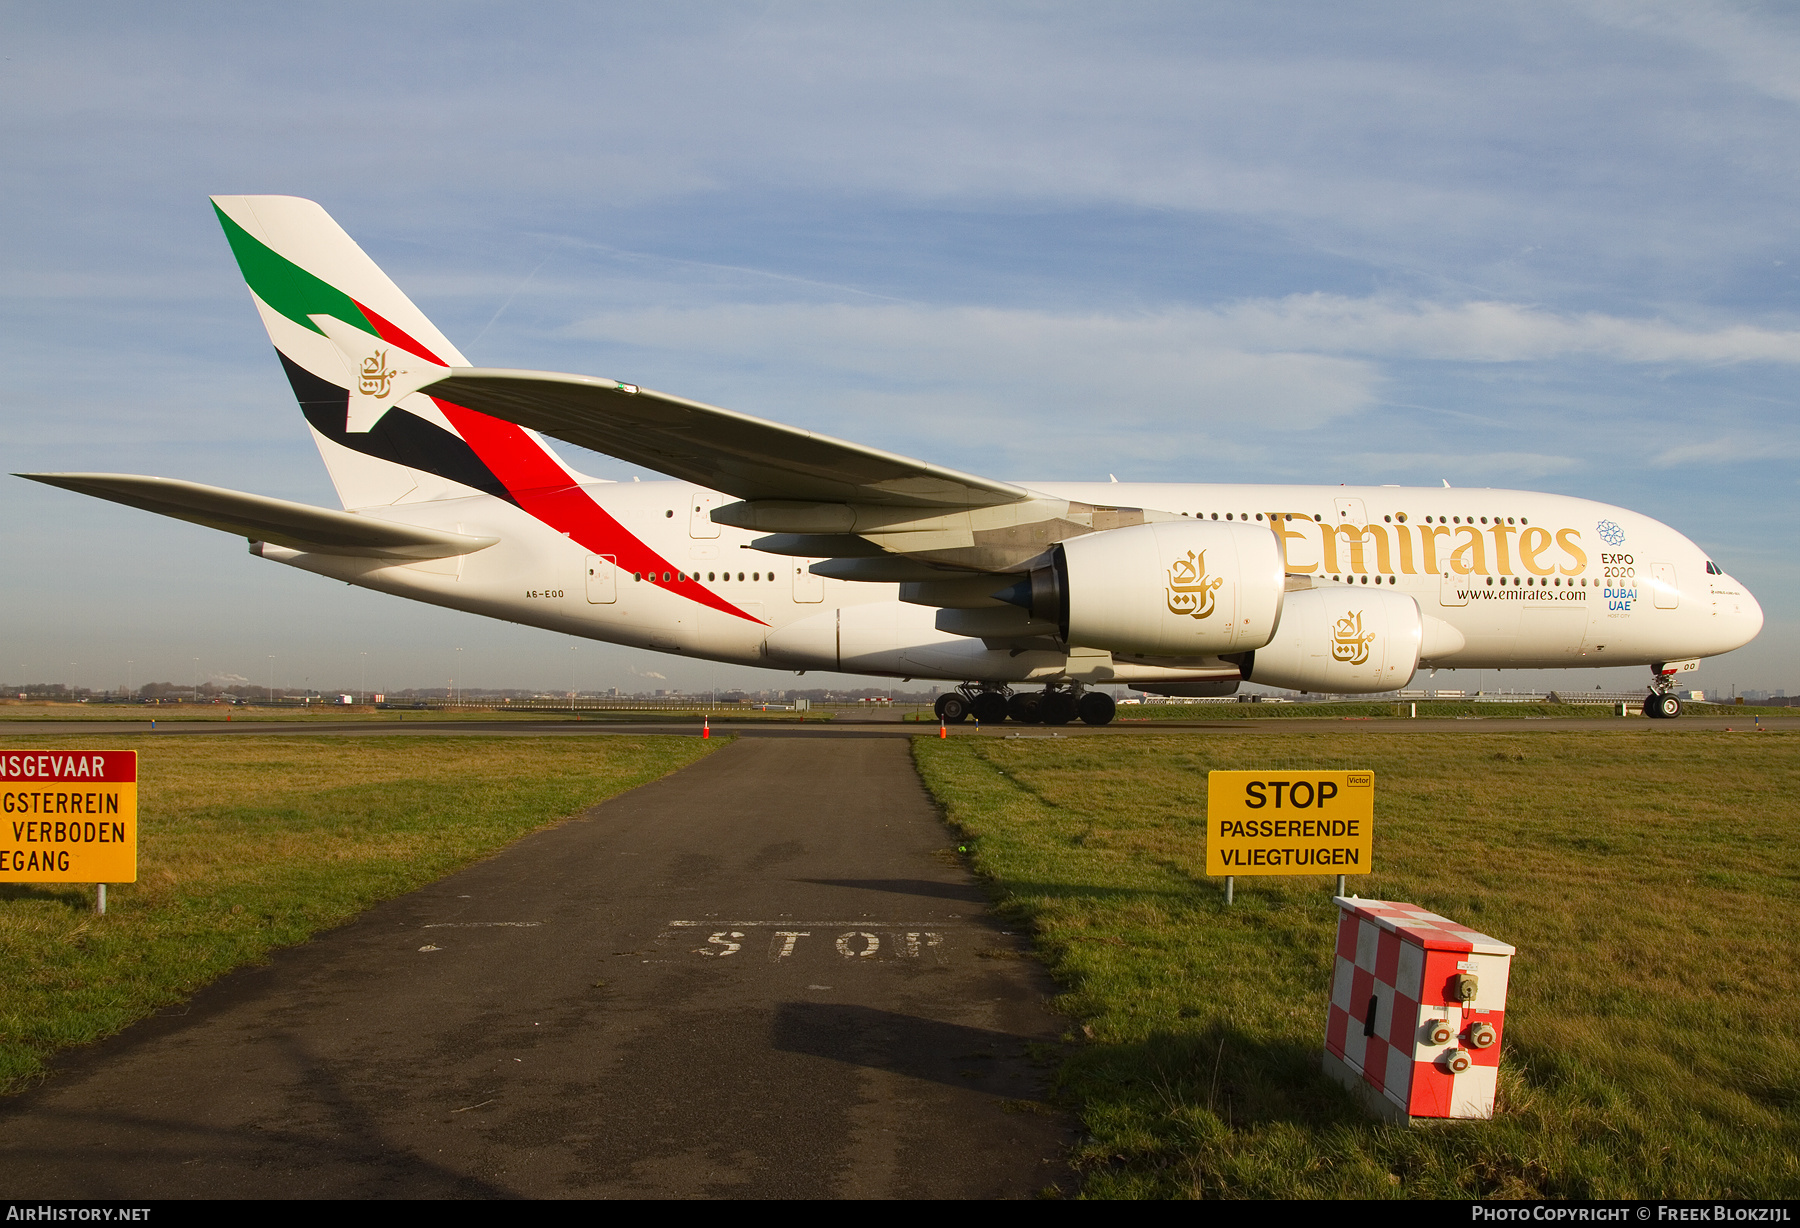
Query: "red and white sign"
0 750 138 883
1323 897 1514 1121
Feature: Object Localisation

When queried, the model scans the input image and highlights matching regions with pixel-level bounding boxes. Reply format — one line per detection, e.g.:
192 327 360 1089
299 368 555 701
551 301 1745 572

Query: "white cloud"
562 295 1800 451
572 294 1800 377
567 302 1383 433
1590 0 1800 107
544 292 1800 481
1649 435 1800 468
1346 452 1582 481
1200 295 1800 364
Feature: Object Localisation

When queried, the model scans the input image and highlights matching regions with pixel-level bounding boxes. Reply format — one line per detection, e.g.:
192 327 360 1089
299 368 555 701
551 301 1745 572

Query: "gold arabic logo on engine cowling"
1332 610 1375 665
359 349 398 399
1166 550 1224 620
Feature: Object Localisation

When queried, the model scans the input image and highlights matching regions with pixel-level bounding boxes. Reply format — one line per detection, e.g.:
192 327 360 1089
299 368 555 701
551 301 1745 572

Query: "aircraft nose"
1739 584 1765 647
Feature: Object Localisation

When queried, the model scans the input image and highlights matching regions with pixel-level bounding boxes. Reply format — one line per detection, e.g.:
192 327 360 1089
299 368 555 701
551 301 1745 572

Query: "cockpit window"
1705 560 1723 575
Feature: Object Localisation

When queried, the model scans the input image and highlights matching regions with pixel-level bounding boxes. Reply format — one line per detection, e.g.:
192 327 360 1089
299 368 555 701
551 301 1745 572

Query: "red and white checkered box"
1323 897 1514 1123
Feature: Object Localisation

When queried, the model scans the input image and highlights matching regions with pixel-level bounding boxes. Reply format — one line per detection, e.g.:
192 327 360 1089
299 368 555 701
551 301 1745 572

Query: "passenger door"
586 554 617 604
689 490 721 539
1651 563 1679 609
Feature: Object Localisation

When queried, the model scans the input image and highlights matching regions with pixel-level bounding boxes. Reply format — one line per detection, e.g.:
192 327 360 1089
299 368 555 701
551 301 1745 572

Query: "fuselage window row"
633 571 769 583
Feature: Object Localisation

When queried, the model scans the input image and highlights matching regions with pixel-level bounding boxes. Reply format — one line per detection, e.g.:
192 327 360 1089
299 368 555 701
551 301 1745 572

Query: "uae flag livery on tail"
210 195 763 623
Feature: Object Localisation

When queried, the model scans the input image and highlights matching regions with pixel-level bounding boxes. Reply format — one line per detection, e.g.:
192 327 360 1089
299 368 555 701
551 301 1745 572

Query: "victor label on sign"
1206 770 1373 877
0 751 138 882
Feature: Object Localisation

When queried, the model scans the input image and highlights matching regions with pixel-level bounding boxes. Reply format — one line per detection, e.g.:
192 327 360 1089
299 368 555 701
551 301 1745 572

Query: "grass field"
0 734 715 1092
915 728 1800 1199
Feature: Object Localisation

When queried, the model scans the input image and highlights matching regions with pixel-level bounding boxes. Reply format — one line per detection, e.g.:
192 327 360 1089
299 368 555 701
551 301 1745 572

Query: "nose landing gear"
1644 663 1685 719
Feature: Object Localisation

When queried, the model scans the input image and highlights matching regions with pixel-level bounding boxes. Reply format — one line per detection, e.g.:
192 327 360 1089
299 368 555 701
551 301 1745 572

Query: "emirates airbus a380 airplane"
21 197 1764 726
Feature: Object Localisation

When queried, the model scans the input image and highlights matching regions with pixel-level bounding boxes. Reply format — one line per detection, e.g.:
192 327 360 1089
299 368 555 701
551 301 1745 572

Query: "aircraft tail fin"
211 195 572 510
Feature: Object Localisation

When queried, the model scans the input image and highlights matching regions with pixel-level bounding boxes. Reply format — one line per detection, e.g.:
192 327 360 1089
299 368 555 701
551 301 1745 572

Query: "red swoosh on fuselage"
434 399 767 625
350 298 766 626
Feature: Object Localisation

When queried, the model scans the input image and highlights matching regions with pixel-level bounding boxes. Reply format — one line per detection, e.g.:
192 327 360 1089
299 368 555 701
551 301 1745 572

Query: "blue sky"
2 2 1794 696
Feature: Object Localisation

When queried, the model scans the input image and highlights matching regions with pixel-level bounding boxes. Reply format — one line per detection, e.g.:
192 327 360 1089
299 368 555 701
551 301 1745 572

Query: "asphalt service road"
0 737 1074 1199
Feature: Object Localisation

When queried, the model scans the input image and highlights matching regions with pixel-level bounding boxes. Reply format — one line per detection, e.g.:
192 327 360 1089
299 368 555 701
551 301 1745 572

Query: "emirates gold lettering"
1555 528 1587 576
1490 523 1517 576
1517 526 1555 576
1263 517 1587 579
1391 524 1417 574
1450 526 1487 575
1269 513 1316 573
1326 524 1391 575
1416 523 1453 574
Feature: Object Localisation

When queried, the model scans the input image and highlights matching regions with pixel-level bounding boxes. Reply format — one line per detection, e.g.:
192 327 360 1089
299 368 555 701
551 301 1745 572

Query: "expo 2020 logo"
1596 520 1627 547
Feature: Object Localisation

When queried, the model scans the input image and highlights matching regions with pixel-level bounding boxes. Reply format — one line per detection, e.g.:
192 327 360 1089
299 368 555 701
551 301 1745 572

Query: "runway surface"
0 714 1780 738
0 738 1072 1198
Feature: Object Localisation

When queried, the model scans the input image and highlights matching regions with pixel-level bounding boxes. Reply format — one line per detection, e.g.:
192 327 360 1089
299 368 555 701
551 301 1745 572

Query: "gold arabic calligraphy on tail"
1167 550 1223 619
359 349 398 399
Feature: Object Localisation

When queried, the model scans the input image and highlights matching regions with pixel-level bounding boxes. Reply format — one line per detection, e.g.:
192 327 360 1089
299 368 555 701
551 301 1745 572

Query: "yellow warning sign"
1206 770 1373 877
0 750 138 883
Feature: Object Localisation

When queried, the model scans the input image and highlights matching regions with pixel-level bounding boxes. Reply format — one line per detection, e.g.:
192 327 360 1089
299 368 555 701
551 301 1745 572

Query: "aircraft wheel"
1007 691 1044 724
1078 692 1116 726
1042 691 1078 725
1647 693 1682 719
971 692 1010 724
936 693 971 723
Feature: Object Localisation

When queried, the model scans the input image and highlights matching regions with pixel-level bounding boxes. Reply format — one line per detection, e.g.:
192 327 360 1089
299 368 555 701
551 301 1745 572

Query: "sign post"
1 750 139 912
1207 770 1373 902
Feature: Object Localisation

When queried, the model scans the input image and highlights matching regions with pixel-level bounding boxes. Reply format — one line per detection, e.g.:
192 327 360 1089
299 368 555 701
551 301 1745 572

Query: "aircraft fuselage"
260 478 1762 686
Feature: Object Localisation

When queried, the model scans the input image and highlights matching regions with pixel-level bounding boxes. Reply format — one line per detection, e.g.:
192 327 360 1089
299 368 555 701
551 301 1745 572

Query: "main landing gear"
934 684 1117 726
1644 663 1683 719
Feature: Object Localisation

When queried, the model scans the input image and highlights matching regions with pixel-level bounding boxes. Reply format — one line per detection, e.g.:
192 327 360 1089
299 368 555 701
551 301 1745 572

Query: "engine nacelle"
1003 520 1285 657
1234 587 1423 693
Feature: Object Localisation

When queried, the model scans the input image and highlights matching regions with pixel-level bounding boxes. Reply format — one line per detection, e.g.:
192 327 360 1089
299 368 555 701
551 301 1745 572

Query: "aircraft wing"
16 473 498 560
423 368 1029 510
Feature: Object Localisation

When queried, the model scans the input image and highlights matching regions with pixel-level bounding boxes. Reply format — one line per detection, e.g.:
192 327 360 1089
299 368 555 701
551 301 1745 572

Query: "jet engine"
999 520 1285 656
1231 587 1423 693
